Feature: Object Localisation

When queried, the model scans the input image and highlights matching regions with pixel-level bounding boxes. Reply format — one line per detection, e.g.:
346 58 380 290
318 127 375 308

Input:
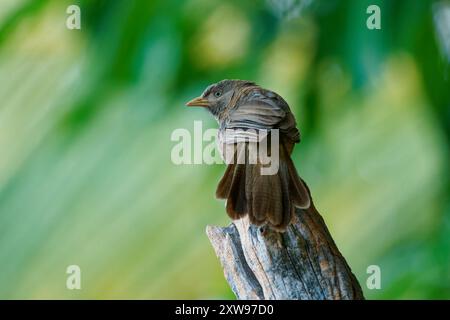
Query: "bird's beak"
186 96 209 107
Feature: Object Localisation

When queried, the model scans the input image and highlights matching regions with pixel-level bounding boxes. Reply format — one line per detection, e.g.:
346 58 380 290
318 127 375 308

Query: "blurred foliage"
0 0 449 299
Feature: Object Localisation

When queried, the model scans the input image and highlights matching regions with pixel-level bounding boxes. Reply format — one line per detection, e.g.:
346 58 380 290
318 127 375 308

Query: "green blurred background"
0 0 449 299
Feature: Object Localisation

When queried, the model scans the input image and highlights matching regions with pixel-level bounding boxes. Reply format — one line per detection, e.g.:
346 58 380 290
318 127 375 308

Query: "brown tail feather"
216 163 235 199
272 159 293 231
225 163 247 219
249 163 282 225
215 142 310 231
283 145 310 209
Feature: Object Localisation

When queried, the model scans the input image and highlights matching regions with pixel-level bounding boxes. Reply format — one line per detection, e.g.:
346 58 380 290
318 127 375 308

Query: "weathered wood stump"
206 200 364 300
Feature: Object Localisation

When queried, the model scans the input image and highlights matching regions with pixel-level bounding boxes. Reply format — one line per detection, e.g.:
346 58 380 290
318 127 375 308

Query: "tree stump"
206 199 364 300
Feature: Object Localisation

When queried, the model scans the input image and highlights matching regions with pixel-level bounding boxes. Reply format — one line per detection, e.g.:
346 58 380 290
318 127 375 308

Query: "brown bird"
186 80 310 231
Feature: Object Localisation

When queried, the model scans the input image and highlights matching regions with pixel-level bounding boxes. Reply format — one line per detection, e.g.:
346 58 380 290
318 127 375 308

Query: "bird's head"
186 79 255 118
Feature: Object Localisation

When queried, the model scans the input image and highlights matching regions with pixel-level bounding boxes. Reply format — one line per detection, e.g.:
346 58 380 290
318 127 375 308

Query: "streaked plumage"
187 79 310 231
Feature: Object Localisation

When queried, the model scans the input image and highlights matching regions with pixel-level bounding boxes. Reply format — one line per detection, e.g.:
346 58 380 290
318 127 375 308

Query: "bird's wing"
224 88 300 143
226 89 286 129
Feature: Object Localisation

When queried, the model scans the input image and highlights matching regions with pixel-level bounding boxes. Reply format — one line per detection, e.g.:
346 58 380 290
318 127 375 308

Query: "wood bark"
206 199 364 300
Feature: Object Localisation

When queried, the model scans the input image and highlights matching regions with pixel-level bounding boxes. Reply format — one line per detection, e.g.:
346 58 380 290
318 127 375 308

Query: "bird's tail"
216 142 310 232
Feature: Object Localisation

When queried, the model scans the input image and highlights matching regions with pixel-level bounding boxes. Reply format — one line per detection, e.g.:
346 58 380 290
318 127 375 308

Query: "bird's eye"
214 91 222 97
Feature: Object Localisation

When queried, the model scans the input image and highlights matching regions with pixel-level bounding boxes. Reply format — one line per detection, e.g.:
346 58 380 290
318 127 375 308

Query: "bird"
186 79 310 232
